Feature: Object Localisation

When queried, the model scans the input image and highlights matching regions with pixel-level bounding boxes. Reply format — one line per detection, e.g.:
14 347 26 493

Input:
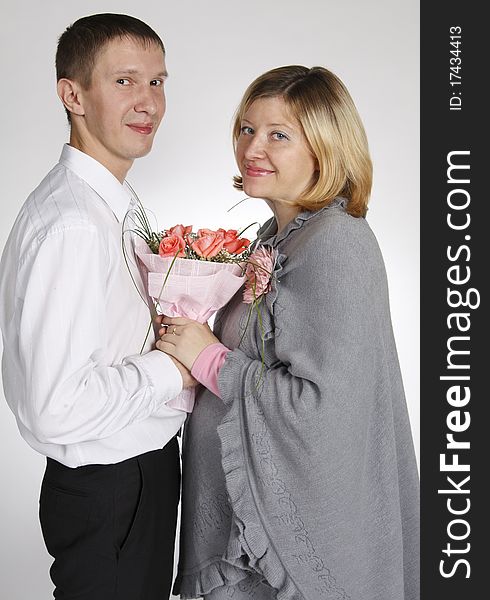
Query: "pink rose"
168 224 193 238
158 233 186 258
218 229 251 255
189 229 225 259
243 246 276 304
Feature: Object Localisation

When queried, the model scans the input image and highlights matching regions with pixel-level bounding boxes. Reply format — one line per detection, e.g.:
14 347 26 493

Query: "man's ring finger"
172 327 177 335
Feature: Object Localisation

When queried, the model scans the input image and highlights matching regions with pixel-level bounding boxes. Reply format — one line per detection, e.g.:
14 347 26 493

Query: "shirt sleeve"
16 225 182 446
191 342 230 398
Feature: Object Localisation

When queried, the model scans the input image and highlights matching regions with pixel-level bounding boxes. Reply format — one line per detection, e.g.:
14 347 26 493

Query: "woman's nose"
244 135 266 159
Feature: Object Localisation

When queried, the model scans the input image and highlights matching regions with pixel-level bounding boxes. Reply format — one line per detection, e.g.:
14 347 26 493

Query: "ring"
172 327 177 335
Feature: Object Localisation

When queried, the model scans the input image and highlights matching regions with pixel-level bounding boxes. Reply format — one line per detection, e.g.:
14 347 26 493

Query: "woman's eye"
240 126 254 135
272 131 289 141
116 78 130 86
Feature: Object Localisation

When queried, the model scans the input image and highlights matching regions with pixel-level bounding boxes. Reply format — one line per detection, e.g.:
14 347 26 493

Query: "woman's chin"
242 184 267 200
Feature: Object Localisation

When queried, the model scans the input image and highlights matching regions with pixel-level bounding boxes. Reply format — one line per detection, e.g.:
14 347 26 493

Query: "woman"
158 65 419 600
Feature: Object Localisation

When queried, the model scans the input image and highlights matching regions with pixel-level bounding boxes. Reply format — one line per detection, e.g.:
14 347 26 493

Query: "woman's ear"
57 78 85 117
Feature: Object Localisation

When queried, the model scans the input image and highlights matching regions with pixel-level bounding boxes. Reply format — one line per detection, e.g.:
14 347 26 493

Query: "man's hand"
169 356 198 389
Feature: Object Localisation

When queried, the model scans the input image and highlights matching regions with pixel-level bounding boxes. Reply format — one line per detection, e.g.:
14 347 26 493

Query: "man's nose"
134 86 159 115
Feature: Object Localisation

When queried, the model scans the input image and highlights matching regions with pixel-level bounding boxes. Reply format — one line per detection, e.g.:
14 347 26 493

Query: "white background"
0 1 419 598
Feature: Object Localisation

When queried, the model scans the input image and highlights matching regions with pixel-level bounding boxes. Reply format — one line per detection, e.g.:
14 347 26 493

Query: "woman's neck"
266 200 302 234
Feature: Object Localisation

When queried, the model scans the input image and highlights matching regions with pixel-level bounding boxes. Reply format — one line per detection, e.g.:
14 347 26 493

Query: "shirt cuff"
191 342 230 398
126 349 183 404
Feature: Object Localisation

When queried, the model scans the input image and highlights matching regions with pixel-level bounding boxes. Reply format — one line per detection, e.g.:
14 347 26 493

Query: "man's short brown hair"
56 13 165 89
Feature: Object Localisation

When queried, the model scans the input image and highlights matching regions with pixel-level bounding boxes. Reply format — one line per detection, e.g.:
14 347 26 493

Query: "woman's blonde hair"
232 65 372 217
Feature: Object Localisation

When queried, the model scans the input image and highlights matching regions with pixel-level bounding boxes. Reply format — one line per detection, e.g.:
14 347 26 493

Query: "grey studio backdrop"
0 1 419 598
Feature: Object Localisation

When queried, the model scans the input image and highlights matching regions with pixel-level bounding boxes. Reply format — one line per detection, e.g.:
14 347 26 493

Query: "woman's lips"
127 123 153 135
245 166 274 177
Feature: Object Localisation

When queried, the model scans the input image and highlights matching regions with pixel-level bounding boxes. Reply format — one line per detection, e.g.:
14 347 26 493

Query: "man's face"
75 36 167 180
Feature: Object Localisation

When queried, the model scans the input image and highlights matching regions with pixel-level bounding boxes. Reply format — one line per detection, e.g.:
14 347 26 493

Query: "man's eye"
116 79 130 86
150 79 164 86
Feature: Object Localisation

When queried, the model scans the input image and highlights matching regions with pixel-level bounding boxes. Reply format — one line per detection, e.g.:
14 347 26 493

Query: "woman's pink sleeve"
191 342 231 398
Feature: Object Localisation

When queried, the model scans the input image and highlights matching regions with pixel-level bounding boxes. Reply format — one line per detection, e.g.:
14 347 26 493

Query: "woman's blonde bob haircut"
232 65 372 217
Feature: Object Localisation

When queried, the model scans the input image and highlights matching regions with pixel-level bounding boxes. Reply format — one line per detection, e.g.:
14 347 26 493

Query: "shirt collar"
58 144 133 223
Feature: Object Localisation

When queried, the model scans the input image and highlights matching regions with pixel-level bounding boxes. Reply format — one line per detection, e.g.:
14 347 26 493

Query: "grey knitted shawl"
174 198 420 600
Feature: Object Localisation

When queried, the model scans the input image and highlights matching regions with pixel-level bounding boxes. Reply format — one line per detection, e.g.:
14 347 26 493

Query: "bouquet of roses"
136 225 252 321
125 201 253 412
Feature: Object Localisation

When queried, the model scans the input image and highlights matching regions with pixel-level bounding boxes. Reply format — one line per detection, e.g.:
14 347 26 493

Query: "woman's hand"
156 316 220 371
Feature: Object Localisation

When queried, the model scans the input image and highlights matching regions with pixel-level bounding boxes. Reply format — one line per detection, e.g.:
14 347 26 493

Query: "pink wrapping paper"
135 238 245 412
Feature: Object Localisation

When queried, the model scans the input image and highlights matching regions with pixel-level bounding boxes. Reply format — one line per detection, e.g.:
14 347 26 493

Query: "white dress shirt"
0 144 185 467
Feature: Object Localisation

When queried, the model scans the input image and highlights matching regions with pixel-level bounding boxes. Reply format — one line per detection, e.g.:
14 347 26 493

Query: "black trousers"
39 438 180 600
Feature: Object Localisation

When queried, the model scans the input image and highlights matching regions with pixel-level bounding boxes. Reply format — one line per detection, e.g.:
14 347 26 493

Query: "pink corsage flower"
243 246 276 304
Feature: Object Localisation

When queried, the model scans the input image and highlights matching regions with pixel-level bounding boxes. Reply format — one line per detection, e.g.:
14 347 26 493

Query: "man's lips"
244 165 275 177
127 123 154 135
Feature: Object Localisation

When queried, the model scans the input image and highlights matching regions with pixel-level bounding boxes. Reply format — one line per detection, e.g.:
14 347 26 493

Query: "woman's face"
235 96 317 205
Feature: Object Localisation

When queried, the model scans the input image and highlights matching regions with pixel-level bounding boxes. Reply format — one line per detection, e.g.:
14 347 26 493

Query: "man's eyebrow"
111 69 168 78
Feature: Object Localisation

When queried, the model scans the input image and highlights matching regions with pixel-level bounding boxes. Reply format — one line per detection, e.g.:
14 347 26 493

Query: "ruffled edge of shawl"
174 555 252 599
215 382 305 600
174 392 303 599
259 197 347 335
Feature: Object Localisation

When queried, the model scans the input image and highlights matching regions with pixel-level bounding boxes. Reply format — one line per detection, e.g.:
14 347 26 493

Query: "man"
0 13 194 600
